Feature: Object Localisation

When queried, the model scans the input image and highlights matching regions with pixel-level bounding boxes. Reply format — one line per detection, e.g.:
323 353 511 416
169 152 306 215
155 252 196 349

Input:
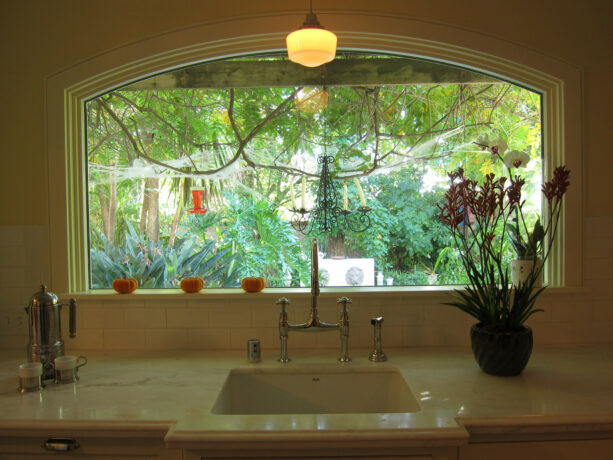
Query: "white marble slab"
0 346 612 449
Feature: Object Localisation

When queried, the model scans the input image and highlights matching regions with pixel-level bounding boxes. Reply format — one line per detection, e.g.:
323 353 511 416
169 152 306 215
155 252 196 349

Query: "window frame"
45 14 583 294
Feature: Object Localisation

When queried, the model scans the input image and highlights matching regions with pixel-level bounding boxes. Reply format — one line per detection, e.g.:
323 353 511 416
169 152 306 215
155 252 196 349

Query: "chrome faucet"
277 239 351 363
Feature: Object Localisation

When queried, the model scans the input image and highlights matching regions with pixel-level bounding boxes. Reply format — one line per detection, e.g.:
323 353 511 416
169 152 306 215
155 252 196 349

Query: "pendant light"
286 1 337 68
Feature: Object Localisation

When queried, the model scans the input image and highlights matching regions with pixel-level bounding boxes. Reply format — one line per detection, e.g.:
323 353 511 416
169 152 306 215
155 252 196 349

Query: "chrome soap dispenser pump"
25 285 77 380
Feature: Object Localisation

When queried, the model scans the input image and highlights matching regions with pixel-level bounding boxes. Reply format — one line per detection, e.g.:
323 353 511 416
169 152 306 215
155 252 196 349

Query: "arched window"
86 53 544 289
45 16 582 294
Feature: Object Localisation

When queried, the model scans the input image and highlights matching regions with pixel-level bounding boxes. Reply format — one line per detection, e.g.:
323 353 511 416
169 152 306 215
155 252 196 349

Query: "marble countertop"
1 346 612 450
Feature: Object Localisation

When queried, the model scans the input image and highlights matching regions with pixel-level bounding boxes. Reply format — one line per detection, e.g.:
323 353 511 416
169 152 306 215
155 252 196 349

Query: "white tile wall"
0 225 49 350
188 328 230 349
1 223 612 353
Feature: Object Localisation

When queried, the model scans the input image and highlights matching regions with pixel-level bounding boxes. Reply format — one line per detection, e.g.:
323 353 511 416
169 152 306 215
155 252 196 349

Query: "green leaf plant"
90 220 237 289
508 218 545 260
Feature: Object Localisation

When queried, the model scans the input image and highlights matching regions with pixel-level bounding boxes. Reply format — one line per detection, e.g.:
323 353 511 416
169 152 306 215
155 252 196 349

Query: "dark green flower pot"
470 323 533 376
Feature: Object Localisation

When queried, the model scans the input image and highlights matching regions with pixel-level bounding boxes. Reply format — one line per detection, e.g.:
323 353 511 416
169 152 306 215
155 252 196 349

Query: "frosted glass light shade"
286 28 337 67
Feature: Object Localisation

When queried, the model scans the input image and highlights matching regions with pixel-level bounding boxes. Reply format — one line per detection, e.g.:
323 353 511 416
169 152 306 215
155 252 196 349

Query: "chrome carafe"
25 285 76 380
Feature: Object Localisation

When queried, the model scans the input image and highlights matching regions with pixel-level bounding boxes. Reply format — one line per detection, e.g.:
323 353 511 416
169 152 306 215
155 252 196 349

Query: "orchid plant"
438 136 570 330
476 135 563 262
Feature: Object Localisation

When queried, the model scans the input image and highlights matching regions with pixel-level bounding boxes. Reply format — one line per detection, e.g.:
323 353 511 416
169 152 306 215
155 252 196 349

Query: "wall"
1 0 612 352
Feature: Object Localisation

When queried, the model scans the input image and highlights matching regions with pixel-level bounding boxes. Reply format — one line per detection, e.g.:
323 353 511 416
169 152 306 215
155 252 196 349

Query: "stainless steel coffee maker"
25 285 76 380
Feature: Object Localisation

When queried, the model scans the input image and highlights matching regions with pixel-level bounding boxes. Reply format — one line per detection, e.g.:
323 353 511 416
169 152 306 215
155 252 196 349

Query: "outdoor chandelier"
291 156 372 235
286 1 337 67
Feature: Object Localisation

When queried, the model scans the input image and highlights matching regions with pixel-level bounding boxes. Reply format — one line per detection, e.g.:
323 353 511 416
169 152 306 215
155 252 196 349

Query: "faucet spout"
311 238 320 302
276 239 351 362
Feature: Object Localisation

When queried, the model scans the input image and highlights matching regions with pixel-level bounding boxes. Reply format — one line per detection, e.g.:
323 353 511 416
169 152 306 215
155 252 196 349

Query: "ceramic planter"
470 323 533 376
511 258 543 287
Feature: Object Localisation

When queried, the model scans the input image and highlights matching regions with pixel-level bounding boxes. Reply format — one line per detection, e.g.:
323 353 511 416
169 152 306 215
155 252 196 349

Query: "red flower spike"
542 165 570 202
507 176 525 208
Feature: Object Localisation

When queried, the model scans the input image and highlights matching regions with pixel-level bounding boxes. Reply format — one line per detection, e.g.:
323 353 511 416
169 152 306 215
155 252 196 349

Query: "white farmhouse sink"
211 366 420 415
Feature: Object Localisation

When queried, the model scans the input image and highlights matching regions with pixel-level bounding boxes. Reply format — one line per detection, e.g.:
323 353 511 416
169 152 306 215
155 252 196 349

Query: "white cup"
54 355 87 384
18 362 43 392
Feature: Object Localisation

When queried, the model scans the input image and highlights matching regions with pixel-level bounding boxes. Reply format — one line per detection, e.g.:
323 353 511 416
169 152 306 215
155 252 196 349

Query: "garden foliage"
86 54 543 288
90 220 236 288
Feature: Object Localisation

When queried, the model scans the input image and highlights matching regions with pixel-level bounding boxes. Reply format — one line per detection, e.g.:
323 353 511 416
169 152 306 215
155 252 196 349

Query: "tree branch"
227 89 243 142
98 99 187 175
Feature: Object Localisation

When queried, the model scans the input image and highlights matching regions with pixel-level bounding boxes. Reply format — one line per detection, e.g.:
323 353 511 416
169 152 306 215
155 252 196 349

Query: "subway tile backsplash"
1 223 612 352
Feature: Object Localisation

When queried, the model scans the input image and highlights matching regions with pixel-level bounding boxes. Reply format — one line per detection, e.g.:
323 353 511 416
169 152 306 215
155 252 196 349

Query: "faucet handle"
276 297 291 311
337 297 352 309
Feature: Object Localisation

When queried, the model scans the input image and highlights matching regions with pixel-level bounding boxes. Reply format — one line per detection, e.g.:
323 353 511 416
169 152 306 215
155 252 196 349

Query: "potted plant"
437 148 570 376
508 217 545 286
419 263 439 285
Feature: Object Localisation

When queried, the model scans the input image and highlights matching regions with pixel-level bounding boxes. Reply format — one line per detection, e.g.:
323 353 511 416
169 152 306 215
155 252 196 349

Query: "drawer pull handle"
42 437 80 452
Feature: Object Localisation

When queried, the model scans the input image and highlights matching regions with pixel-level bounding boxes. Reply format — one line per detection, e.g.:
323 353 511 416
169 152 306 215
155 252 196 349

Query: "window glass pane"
86 53 542 289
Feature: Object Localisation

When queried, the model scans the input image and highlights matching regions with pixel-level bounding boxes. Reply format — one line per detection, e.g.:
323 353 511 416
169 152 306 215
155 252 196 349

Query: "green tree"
217 193 310 287
341 166 452 276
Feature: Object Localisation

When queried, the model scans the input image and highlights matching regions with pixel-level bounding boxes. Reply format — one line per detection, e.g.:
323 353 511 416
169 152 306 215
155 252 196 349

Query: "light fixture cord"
302 0 321 28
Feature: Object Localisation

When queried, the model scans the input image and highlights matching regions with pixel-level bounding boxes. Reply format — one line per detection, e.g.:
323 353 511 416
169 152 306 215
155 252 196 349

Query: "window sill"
65 285 589 302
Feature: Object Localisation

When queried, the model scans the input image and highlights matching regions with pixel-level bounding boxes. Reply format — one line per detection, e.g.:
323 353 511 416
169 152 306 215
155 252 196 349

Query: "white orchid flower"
490 136 508 155
475 134 490 146
503 149 531 168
